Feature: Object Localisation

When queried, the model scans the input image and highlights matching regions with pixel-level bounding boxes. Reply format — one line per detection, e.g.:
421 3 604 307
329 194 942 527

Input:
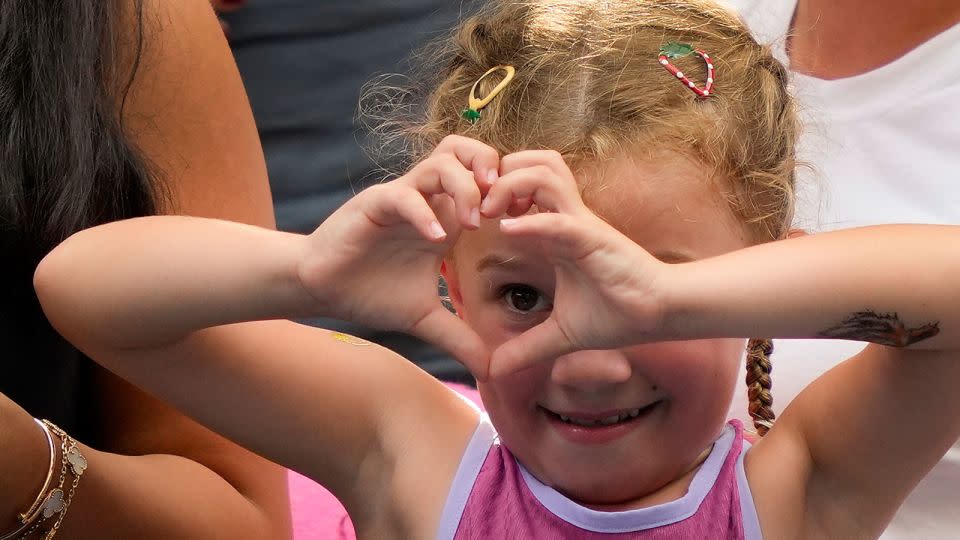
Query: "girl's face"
445 152 754 507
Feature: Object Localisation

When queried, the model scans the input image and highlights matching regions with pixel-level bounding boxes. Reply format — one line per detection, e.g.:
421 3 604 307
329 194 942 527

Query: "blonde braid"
745 338 775 436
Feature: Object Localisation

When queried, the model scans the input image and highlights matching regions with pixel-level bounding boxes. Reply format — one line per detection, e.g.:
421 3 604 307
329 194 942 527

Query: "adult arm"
1 0 290 537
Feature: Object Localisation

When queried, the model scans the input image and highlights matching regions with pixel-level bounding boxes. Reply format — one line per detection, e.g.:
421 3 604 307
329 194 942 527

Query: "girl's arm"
666 226 959 350
668 226 960 538
34 135 498 536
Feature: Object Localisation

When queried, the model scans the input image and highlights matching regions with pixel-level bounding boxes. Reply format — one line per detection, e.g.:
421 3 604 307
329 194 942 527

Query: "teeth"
557 408 644 427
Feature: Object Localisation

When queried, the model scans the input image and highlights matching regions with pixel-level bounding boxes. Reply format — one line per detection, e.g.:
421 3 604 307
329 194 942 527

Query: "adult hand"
298 135 500 377
479 150 670 376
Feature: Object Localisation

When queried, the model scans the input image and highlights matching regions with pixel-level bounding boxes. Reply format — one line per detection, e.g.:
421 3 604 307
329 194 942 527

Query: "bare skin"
788 0 960 79
1 0 290 538
32 137 960 539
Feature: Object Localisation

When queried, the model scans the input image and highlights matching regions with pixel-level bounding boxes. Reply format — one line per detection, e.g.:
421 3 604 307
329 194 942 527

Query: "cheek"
629 339 743 421
460 303 512 350
477 367 549 438
477 367 544 415
457 283 530 350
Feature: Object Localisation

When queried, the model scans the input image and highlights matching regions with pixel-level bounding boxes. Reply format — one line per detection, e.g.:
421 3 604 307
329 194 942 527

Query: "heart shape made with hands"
471 150 667 378
301 139 664 382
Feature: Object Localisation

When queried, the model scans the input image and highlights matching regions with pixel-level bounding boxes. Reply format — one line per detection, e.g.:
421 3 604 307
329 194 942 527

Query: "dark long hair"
0 0 162 435
0 0 159 262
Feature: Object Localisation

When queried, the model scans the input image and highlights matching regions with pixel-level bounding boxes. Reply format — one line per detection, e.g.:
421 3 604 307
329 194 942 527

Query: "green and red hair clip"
658 42 715 98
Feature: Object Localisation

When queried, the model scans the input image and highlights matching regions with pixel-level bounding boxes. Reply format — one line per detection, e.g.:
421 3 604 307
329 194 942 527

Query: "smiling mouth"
539 401 663 428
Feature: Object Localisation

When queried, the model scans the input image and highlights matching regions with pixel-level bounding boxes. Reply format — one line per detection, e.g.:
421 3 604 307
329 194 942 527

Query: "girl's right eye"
500 284 551 314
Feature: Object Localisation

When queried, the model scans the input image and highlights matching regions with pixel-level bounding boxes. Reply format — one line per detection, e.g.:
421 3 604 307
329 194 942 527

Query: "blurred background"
221 0 474 384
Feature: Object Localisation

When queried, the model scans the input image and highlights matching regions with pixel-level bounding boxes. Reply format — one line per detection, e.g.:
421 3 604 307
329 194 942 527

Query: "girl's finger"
433 134 502 192
489 318 574 377
500 149 574 183
366 184 448 241
404 154 482 229
410 306 491 381
498 212 602 261
505 196 534 217
480 165 585 218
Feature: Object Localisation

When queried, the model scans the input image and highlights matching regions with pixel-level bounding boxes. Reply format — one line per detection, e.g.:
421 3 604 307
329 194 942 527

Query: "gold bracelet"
17 421 86 540
38 421 86 540
0 419 57 540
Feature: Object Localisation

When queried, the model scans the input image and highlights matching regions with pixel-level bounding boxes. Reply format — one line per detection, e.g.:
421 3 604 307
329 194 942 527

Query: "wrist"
656 259 711 341
292 233 340 319
0 396 52 528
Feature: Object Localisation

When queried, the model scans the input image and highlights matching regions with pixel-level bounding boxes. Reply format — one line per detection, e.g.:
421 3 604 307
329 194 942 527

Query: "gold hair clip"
462 65 516 124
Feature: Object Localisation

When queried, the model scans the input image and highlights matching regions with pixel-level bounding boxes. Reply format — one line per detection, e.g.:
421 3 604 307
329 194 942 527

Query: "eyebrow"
475 253 529 273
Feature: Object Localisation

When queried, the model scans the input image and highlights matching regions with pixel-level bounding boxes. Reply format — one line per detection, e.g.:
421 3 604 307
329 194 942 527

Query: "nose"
550 349 633 391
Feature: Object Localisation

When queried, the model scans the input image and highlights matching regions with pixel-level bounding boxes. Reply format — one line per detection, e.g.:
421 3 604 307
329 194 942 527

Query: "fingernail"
429 221 447 239
469 208 480 228
500 218 517 230
480 197 493 216
487 169 498 184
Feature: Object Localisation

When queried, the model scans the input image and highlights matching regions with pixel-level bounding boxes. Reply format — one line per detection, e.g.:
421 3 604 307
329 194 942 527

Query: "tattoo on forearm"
817 310 940 347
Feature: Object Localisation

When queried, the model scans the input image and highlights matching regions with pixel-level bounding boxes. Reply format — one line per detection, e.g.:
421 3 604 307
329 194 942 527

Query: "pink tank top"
436 418 762 539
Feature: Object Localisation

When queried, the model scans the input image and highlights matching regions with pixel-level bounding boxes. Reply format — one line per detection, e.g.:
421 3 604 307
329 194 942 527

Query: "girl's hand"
479 151 670 376
298 136 500 376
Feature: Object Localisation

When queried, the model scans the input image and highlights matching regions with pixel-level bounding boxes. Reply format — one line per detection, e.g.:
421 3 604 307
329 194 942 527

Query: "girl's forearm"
34 216 315 352
666 225 960 351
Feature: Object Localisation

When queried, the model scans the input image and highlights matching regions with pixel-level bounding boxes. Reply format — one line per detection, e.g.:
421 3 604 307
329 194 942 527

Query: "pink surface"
288 383 483 540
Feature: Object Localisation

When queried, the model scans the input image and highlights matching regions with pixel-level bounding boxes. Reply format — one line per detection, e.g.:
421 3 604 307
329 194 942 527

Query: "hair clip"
462 65 516 124
658 43 714 98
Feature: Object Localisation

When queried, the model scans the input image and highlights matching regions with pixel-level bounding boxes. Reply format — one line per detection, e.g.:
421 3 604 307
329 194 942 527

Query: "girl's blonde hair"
364 0 797 435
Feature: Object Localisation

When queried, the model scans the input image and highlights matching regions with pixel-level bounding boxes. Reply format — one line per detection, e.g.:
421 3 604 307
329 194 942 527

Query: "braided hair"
745 338 775 436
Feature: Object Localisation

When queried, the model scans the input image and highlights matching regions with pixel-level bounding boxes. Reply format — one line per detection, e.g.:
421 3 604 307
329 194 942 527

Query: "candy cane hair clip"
658 42 715 98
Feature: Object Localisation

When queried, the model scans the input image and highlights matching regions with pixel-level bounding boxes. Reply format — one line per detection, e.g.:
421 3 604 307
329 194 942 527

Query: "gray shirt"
225 1 472 383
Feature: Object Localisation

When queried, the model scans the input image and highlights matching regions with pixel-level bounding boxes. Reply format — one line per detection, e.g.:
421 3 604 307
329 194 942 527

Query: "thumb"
410 307 491 380
490 318 575 377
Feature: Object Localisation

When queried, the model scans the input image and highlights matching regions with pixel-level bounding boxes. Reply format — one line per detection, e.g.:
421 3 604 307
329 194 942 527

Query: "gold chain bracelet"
0 420 56 540
0 420 86 540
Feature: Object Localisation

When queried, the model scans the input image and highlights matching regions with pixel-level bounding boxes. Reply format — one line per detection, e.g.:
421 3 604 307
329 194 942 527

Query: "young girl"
33 1 960 538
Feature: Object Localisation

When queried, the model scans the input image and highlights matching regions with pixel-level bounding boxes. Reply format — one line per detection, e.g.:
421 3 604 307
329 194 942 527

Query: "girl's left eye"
500 284 551 313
